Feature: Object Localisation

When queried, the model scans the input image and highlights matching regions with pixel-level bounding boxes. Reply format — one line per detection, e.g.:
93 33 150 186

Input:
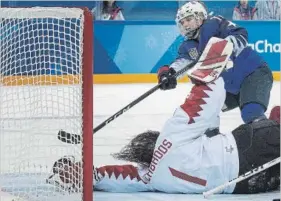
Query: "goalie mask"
176 1 208 39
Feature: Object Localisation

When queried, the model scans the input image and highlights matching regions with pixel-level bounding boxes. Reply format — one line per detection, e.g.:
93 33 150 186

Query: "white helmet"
176 1 208 39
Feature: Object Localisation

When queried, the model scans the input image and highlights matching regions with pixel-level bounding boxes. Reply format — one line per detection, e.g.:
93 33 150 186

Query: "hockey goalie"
47 36 280 194
47 1 279 194
48 80 280 194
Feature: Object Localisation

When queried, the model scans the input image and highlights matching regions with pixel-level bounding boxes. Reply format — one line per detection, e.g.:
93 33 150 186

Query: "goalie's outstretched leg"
232 111 280 194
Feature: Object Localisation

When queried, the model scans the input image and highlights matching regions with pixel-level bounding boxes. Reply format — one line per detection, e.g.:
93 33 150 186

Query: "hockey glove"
157 65 177 90
47 155 82 192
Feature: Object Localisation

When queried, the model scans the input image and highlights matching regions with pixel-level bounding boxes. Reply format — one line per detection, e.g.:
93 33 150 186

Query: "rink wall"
1 20 280 85
94 20 280 83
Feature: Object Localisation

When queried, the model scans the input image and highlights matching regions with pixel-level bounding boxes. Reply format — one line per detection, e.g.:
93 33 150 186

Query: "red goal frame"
81 7 93 201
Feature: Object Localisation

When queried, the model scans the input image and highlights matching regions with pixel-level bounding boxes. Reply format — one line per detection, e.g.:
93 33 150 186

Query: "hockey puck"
272 199 280 201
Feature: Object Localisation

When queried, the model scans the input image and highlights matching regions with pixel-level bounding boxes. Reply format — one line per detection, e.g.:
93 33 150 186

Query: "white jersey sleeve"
94 164 153 192
170 58 193 80
169 40 199 80
162 77 226 141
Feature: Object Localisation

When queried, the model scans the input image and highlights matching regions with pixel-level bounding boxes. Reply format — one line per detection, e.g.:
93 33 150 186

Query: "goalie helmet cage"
0 7 93 201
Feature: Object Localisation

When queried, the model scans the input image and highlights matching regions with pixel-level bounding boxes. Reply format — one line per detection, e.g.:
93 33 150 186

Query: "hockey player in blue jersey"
157 1 273 124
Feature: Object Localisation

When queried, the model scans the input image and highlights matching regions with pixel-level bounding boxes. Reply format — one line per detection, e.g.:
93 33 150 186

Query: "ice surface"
93 82 280 201
0 82 280 201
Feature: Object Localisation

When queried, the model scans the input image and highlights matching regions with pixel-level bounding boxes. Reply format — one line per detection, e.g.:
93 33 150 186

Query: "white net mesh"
0 7 91 201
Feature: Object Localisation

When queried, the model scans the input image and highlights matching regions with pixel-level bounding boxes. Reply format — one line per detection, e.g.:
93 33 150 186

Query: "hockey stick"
58 37 232 144
203 157 281 198
57 60 197 144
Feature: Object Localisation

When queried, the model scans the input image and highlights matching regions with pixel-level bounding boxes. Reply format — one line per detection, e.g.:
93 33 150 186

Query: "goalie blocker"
48 78 280 194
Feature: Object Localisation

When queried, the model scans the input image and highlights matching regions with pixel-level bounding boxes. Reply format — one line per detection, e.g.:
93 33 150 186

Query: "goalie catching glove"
47 156 102 191
46 156 82 192
157 65 177 90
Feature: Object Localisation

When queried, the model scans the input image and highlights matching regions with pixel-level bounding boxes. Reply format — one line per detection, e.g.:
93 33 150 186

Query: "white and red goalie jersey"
94 77 239 194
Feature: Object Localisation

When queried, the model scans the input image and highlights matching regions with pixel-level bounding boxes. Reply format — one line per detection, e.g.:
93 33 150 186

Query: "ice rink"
0 81 280 201
94 81 280 201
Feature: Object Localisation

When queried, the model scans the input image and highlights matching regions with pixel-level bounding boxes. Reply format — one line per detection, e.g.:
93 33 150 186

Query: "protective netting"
0 7 91 201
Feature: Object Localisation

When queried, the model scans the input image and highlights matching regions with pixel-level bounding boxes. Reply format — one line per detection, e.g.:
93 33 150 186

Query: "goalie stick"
58 37 233 144
203 157 281 198
57 61 197 144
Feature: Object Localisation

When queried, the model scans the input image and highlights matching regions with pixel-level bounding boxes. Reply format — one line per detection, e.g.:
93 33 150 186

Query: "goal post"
0 7 93 201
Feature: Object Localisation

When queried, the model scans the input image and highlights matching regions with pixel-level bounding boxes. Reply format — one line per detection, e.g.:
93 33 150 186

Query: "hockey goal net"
0 7 93 201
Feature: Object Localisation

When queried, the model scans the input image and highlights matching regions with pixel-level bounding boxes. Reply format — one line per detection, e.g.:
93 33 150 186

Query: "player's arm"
215 16 248 57
157 41 197 90
47 156 152 193
94 164 152 192
159 37 233 87
219 18 248 58
199 16 248 58
170 41 197 77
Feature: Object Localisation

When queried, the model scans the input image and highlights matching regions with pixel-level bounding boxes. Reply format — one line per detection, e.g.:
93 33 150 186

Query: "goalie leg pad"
233 119 280 194
187 37 233 83
233 119 279 169
232 123 253 153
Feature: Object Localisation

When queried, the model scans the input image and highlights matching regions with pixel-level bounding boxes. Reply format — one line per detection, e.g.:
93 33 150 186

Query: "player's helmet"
176 1 208 39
